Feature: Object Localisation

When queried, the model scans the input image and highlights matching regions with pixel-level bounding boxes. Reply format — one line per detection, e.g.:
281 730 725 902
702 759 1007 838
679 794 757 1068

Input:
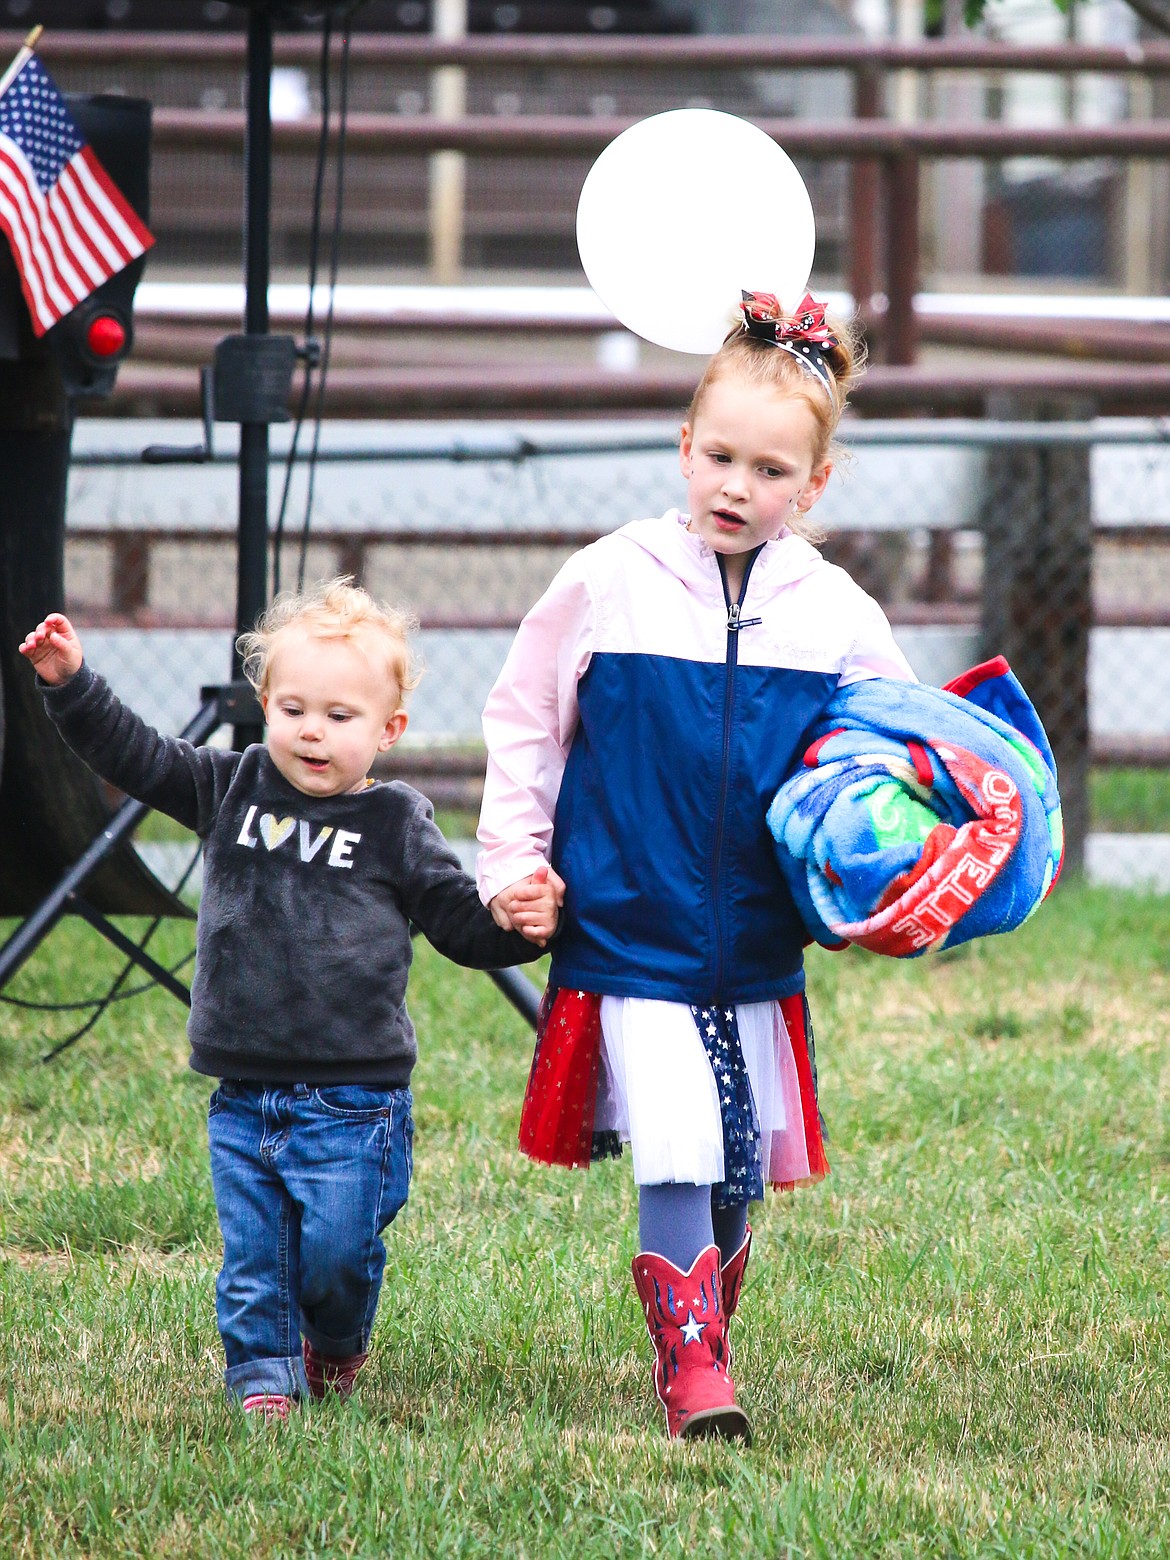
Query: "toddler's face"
680 377 831 565
261 629 407 798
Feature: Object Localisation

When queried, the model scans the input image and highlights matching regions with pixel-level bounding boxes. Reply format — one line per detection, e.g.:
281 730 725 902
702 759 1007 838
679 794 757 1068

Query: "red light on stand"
85 315 126 358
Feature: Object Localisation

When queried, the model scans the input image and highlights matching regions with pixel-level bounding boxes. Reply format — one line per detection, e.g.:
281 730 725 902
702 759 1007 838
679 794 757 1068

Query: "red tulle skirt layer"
518 986 829 1191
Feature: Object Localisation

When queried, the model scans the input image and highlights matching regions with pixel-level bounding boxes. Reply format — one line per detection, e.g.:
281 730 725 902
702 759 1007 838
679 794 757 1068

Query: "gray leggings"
637 1181 749 1271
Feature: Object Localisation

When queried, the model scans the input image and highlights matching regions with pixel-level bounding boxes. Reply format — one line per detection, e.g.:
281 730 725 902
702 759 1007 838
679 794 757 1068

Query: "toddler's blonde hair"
238 577 420 701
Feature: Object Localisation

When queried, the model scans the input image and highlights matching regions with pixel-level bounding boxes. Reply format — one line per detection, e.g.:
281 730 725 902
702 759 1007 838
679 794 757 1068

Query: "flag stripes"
0 137 150 334
0 51 153 337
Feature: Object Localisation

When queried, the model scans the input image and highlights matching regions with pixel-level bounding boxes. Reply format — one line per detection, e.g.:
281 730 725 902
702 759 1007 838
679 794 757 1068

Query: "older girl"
478 295 914 1442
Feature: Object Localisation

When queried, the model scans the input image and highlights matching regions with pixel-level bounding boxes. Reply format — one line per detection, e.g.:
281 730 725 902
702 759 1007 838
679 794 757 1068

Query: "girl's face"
680 376 832 581
262 629 407 797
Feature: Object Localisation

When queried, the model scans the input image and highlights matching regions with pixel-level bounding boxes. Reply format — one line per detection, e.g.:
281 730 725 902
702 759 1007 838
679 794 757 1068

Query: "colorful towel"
766 657 1063 957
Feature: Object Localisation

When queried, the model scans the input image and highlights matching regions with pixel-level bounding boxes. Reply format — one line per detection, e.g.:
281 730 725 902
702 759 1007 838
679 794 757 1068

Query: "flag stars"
0 52 152 336
690 1000 765 1208
1 58 84 192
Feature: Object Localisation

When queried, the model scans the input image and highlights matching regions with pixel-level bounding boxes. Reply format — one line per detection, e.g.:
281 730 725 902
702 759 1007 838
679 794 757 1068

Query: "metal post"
849 61 881 324
883 150 919 366
429 0 468 282
981 394 1093 875
488 966 541 1026
1123 72 1154 294
233 1 274 750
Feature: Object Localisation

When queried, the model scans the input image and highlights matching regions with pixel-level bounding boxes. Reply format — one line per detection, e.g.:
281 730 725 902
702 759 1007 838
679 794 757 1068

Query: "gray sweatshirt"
43 664 540 1086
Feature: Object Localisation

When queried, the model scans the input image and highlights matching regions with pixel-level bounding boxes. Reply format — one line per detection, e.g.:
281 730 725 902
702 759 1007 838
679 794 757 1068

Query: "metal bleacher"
9 1 690 36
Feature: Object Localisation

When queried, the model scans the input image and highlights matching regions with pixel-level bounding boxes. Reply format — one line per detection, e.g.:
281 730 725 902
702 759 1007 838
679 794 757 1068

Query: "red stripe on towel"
779 993 829 1182
803 728 846 767
905 740 933 787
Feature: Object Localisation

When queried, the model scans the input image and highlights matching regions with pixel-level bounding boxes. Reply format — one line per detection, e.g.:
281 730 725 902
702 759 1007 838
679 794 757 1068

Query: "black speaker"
36 94 151 398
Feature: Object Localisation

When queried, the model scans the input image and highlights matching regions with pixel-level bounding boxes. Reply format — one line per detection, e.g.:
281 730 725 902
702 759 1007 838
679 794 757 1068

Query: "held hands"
490 863 566 948
19 612 83 685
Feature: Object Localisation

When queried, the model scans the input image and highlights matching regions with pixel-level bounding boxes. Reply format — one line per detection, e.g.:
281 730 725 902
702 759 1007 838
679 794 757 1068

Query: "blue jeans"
207 1079 413 1402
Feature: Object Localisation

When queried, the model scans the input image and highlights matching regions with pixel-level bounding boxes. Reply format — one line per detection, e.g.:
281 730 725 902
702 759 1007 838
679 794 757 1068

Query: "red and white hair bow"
738 290 838 396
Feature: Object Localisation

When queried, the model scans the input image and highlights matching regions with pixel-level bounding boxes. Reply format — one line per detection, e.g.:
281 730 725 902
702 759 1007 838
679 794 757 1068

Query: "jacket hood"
614 509 828 601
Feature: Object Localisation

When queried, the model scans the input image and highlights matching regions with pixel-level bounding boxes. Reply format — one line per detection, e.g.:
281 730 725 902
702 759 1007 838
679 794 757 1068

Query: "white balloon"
576 109 816 356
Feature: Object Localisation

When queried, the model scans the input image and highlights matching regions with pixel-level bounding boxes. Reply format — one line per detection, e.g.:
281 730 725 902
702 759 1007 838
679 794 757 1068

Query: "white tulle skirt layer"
593 996 812 1189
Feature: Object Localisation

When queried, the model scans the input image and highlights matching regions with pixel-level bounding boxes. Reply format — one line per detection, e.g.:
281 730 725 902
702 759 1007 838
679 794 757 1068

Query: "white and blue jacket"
477 510 914 1005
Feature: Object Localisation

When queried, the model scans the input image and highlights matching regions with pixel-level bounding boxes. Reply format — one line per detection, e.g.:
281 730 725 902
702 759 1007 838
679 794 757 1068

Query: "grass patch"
132 812 198 845
1091 767 1170 833
432 807 480 841
0 880 1169 1554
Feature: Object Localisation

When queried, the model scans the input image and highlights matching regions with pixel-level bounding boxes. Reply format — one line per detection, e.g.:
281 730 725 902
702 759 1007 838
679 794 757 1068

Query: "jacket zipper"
709 549 764 996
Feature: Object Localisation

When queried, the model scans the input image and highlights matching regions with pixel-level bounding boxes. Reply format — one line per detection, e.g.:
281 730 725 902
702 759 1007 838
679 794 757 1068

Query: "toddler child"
478 294 914 1442
21 578 559 1421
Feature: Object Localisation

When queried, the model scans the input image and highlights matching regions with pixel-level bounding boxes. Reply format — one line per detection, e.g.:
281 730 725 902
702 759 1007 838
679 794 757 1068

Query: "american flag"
0 51 153 337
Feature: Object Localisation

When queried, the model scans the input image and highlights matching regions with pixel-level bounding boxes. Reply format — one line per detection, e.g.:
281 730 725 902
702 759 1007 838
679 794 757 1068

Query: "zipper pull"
726 603 762 633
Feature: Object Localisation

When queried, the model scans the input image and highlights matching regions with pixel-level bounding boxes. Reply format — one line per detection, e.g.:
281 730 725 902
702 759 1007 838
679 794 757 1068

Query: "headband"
739 290 838 399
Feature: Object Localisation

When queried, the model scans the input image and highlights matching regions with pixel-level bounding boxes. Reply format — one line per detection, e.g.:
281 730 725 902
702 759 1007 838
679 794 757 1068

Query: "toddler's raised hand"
490 863 566 947
19 612 84 685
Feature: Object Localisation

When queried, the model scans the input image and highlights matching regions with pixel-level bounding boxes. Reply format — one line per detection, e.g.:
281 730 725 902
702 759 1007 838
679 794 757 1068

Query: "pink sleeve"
837 593 917 686
476 552 596 904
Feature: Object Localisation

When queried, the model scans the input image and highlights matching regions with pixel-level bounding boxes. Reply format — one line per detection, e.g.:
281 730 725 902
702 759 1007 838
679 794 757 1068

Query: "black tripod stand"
0 1 540 1028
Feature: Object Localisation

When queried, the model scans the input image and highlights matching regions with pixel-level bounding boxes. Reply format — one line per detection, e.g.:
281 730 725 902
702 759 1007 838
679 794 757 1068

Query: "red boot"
302 1338 368 1401
720 1226 752 1373
631 1245 752 1443
721 1226 752 1323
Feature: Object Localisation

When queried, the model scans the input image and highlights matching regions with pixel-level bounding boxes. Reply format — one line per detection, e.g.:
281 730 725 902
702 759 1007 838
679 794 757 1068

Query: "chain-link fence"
63 416 1170 879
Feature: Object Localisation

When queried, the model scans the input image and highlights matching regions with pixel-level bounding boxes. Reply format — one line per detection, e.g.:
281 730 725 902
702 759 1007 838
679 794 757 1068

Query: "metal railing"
15 29 1170 393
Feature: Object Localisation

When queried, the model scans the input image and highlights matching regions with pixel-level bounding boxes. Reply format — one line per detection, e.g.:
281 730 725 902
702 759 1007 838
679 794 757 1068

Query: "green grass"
1091 769 1170 834
1 882 1170 1555
132 812 198 845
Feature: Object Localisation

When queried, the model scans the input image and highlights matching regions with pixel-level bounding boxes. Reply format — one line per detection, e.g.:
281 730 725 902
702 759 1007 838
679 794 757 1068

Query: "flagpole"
0 26 43 101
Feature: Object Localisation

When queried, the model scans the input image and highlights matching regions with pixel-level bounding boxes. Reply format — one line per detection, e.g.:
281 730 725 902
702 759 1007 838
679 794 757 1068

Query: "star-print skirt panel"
689 1003 765 1207
517 986 828 1196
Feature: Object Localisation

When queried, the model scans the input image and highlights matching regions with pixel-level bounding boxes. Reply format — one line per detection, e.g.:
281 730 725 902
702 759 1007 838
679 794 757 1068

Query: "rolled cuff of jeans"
224 1353 309 1403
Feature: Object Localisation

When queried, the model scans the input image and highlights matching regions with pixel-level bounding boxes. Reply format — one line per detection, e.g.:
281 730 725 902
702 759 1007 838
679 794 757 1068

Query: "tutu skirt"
518 987 828 1193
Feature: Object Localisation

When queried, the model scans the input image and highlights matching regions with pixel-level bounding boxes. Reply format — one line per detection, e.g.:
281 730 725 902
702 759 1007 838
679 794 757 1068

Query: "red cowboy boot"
721 1226 752 1323
720 1226 752 1372
631 1245 752 1443
303 1338 368 1401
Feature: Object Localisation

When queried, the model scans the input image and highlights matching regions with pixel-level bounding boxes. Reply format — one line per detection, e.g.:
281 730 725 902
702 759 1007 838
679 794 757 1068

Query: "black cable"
296 8 357 592
1 951 195 1012
40 963 143 1064
272 12 334 597
38 841 202 1065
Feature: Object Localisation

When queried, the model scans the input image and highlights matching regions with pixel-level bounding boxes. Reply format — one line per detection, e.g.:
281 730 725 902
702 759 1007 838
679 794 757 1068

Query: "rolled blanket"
766 657 1063 957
